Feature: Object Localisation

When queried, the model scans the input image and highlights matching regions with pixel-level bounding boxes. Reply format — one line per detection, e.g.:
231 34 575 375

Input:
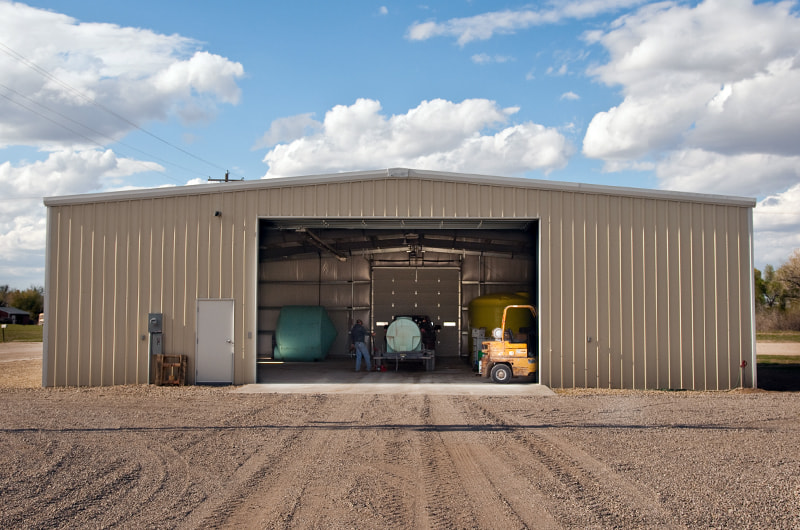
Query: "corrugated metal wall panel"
76 205 91 387
714 206 730 389
740 210 753 385
727 209 743 386
562 192 577 388
637 200 649 388
96 204 110 386
87 205 101 386
545 192 563 387
572 193 587 387
666 202 682 388
618 197 633 388
690 203 706 389
593 195 609 388
607 196 623 388
654 201 671 389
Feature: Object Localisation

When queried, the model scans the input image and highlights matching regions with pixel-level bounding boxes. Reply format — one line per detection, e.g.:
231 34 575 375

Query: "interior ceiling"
259 219 536 261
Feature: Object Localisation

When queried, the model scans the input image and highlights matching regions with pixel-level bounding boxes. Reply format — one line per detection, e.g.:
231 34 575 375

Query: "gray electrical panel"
148 313 163 355
148 313 163 333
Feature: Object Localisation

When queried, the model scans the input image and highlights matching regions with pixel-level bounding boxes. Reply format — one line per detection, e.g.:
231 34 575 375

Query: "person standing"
349 319 374 372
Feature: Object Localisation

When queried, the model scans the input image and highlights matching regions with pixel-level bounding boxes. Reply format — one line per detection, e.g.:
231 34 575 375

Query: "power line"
0 90 183 184
0 82 205 181
0 40 241 179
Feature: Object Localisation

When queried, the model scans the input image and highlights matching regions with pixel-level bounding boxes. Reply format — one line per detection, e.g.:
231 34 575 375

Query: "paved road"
1 340 796 365
0 342 42 362
756 342 800 356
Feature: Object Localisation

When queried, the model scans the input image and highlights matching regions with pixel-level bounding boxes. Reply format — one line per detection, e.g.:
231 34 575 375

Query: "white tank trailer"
377 315 438 371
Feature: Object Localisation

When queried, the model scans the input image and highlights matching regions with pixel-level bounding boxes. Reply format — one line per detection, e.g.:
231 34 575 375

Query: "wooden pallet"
154 354 188 386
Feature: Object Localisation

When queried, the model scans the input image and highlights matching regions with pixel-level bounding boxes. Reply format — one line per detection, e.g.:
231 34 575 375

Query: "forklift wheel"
490 364 512 384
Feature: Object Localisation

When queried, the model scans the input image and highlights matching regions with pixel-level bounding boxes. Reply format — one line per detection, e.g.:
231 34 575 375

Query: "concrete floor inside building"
244 356 554 395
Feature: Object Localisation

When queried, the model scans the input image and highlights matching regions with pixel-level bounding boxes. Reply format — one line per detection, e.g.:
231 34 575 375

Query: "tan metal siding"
572 193 586 387
563 192 577 388
608 196 624 388
596 196 610 388
654 200 670 389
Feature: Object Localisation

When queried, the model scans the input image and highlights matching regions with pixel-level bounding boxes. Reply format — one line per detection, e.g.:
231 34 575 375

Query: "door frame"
195 298 235 384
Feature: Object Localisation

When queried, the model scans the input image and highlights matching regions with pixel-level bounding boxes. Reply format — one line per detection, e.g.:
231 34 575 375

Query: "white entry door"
196 299 234 384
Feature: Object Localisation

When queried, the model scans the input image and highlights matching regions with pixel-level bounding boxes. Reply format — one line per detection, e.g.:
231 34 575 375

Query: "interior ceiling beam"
259 220 535 261
299 228 347 261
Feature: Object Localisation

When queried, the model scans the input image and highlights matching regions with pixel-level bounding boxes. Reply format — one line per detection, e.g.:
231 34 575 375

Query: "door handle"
226 339 233 344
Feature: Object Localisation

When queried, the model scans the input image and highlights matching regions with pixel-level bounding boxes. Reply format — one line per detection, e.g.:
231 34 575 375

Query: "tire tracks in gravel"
5 396 290 528
68 398 280 528
426 394 562 529
129 397 285 526
411 394 480 529
2 437 146 528
180 393 376 528
339 393 429 529
474 398 681 529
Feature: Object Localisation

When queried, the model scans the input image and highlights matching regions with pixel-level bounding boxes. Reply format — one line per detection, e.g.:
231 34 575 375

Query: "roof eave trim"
43 167 757 208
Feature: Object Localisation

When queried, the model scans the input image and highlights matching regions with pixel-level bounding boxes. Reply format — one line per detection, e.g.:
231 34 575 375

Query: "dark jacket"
350 323 369 343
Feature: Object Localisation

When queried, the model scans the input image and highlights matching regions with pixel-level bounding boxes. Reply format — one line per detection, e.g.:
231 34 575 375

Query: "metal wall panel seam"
87 211 98 385
66 212 80 386
42 207 53 387
747 208 757 388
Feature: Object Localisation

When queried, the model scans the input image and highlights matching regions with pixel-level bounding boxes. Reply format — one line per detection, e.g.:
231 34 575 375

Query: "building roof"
43 168 757 208
0 306 30 316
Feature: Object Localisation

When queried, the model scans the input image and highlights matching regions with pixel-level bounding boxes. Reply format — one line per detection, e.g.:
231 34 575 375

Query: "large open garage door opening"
256 219 538 381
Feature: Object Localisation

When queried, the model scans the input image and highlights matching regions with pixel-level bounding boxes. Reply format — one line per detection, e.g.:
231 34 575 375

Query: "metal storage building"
42 168 757 389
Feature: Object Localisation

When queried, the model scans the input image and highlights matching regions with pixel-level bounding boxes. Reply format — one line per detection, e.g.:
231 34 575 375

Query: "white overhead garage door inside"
372 267 461 357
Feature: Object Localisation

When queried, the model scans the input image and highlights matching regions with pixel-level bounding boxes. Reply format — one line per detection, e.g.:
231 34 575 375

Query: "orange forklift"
478 305 538 384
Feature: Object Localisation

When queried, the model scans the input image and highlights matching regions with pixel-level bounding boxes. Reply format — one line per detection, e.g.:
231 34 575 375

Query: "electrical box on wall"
148 313 163 333
148 313 163 356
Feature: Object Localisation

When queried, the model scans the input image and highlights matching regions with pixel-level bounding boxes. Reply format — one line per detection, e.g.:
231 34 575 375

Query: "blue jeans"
354 341 371 371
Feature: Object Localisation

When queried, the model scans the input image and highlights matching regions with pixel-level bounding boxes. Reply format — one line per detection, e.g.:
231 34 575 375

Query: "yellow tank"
468 292 532 364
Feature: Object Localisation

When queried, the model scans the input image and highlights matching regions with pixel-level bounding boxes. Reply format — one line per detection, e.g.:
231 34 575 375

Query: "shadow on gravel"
0 422 759 435
757 363 800 391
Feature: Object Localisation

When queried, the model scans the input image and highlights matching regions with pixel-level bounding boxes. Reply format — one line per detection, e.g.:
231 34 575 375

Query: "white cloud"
583 0 800 165
0 148 162 202
379 6 388 16
153 51 244 105
756 183 800 233
406 0 647 46
560 92 580 101
754 183 800 268
656 149 800 198
0 2 245 148
260 98 573 178
252 113 322 150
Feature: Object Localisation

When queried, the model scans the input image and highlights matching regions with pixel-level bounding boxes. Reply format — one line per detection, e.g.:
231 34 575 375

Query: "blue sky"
1 0 799 288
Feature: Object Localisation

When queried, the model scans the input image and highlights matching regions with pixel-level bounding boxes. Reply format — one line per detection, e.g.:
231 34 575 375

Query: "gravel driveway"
0 354 798 529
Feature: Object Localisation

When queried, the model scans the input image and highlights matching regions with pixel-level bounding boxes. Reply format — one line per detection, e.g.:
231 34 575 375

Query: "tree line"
755 249 800 331
0 285 44 322
2 249 798 330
